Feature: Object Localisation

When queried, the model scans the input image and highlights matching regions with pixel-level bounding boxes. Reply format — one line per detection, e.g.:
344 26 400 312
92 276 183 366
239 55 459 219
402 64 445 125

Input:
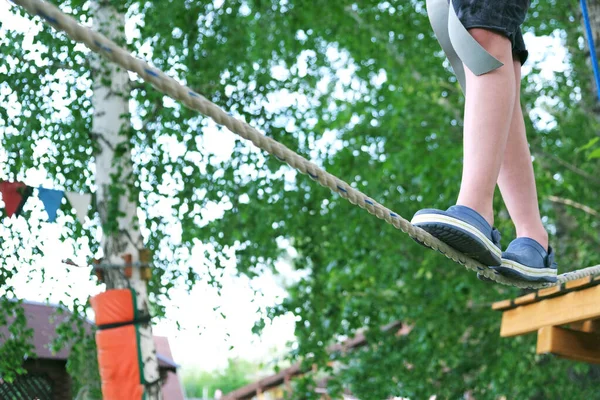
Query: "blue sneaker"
411 205 502 266
493 238 558 283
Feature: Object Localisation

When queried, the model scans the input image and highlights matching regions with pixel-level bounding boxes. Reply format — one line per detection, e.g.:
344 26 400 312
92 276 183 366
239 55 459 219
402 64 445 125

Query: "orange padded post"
91 289 145 400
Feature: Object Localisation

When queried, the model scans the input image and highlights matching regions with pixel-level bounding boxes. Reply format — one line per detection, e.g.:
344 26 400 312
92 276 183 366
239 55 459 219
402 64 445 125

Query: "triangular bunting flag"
38 187 65 222
0 181 33 218
65 192 92 224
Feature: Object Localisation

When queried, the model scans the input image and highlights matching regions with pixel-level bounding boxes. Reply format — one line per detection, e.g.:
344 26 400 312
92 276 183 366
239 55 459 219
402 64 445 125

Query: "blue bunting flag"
38 187 65 222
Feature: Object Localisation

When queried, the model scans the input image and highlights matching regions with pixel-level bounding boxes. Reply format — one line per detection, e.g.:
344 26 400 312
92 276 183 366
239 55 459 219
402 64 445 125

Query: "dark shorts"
453 0 531 64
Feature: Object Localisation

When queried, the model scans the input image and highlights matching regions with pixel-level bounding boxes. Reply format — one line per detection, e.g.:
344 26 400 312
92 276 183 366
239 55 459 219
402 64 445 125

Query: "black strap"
97 315 152 330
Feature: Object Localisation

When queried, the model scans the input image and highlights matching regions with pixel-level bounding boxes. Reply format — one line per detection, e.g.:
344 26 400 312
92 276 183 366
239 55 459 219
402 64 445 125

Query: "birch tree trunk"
90 1 161 398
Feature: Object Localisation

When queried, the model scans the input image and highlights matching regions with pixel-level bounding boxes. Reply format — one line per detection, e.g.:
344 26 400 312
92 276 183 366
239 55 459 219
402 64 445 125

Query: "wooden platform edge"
537 326 600 365
493 276 600 312
491 299 512 311
500 285 600 337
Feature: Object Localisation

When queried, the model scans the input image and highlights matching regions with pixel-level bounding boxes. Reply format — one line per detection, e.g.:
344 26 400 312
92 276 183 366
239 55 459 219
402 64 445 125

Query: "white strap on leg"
426 0 504 92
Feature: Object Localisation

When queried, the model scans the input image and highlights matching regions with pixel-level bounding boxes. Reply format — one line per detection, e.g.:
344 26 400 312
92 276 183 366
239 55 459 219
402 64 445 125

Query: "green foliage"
59 300 103 399
66 334 103 400
182 359 255 398
0 298 34 382
581 137 600 159
0 0 599 398
589 148 600 159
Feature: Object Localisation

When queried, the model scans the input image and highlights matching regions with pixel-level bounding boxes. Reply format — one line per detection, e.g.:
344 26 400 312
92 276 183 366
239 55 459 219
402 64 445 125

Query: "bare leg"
456 29 516 227
497 60 549 250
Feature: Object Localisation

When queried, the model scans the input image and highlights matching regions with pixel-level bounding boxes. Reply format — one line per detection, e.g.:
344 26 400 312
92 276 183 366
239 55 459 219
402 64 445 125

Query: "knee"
468 28 512 61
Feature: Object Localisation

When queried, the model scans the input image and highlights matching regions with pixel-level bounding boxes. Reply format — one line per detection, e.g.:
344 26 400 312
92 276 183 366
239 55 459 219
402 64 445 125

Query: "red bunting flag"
0 181 33 218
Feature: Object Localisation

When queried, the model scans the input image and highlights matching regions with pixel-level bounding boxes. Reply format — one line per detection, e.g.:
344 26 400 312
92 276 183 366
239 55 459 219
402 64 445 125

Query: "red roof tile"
0 300 76 360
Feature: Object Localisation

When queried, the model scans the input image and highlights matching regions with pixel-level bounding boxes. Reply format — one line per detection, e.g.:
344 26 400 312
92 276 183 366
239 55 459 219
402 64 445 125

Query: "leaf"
588 147 600 160
578 137 599 151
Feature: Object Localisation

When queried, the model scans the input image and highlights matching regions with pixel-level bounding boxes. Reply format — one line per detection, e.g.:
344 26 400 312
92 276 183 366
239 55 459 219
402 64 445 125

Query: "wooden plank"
537 326 600 364
584 320 600 333
537 286 562 299
514 293 537 306
492 299 512 311
500 285 600 337
565 276 593 290
572 319 600 333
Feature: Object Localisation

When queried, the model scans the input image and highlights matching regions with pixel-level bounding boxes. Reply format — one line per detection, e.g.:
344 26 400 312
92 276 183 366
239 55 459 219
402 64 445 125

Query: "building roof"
155 336 186 400
0 300 178 369
223 321 404 400
0 300 186 399
0 300 75 360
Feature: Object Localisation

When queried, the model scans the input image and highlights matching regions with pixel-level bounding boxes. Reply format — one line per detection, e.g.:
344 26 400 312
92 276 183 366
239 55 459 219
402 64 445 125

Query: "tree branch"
343 6 407 69
547 195 600 217
533 149 600 186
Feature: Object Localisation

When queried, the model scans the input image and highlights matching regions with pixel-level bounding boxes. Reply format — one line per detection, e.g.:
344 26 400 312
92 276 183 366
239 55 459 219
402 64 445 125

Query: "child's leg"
456 29 517 226
497 60 549 250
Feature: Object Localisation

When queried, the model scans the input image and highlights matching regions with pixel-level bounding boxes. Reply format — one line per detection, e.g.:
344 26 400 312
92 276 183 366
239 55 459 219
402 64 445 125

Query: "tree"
0 0 599 399
183 359 256 399
89 0 161 397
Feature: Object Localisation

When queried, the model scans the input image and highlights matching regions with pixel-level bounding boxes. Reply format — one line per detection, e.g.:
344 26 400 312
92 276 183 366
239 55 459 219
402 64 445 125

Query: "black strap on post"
97 315 152 331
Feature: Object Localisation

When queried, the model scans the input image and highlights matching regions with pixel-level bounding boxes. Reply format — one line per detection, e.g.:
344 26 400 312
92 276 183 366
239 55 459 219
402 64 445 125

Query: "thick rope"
11 0 600 289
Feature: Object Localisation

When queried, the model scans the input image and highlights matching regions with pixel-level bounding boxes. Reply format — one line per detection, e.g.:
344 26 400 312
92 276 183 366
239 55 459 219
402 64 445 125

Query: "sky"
0 0 570 378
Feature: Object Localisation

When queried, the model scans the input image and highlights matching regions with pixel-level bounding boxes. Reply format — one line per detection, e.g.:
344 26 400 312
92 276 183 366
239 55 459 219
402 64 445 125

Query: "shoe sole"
492 259 558 283
411 213 501 267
